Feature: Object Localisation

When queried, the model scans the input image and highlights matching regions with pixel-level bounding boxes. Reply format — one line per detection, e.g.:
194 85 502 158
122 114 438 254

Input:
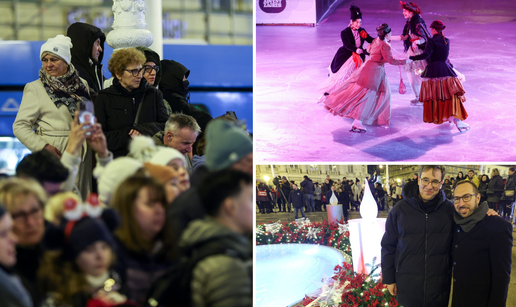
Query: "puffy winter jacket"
300 178 315 195
381 180 454 307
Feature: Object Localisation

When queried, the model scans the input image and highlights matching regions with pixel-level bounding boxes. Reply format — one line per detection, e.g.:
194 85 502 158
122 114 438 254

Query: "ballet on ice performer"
409 20 470 132
322 24 408 133
317 5 374 103
390 1 430 105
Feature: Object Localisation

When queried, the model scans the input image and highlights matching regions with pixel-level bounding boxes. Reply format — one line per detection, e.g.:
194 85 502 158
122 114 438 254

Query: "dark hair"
16 150 69 184
418 165 446 182
510 167 515 172
455 180 479 194
376 23 391 41
199 169 252 216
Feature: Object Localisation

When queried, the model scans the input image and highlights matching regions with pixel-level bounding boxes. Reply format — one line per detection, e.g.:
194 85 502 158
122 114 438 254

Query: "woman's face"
42 54 68 77
350 19 362 30
117 62 143 92
402 9 413 19
167 158 190 192
133 187 165 241
10 194 45 246
75 241 112 277
481 176 487 182
142 61 158 86
0 213 18 268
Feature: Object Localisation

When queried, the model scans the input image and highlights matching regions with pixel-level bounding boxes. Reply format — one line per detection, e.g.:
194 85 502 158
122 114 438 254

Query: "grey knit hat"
205 119 252 171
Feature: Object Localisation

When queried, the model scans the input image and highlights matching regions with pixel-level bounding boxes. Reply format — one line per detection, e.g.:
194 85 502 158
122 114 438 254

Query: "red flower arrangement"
300 262 400 307
256 219 351 257
360 30 368 39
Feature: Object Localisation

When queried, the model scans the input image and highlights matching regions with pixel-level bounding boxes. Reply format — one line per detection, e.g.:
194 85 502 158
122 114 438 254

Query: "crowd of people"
1 22 253 307
256 172 389 220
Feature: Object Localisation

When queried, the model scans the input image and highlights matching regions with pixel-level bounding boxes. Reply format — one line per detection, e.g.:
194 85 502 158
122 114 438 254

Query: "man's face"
510 170 515 176
418 168 443 202
165 127 198 154
91 38 102 62
293 185 298 190
454 183 480 218
231 153 253 175
331 186 335 191
468 171 474 179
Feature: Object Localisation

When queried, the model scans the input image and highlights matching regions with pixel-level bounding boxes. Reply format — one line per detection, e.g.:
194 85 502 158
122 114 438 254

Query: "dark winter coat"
278 181 291 201
381 180 454 307
95 78 169 158
487 175 504 203
500 172 516 201
452 215 512 307
0 265 32 307
67 22 106 96
410 34 457 78
289 189 305 208
402 14 430 52
330 27 374 73
478 179 490 200
113 236 173 305
300 178 315 195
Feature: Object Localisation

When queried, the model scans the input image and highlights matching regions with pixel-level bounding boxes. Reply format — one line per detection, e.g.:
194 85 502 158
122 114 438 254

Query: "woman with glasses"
0 178 48 307
13 34 93 198
136 47 162 88
95 48 168 158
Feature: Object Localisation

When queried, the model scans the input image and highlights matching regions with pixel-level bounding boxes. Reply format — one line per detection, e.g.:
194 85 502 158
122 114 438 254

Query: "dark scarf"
39 64 91 118
454 201 488 232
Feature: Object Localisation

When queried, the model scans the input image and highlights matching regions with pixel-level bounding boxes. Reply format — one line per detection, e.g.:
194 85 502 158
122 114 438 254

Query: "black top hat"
350 5 362 21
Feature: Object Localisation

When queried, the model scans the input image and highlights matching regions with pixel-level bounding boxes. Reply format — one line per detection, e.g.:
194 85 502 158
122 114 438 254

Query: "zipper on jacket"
95 65 103 91
424 213 428 307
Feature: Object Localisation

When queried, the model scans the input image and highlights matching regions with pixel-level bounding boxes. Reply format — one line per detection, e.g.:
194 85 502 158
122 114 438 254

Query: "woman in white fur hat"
13 34 94 198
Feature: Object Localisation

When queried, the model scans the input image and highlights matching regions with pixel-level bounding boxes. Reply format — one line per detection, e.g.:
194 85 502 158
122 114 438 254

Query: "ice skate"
410 98 423 106
454 118 470 133
317 93 329 104
350 119 367 133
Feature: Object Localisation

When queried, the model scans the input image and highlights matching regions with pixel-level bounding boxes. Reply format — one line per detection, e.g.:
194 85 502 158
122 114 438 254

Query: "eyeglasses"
142 65 160 74
11 207 42 222
420 178 442 188
124 68 143 77
453 194 477 203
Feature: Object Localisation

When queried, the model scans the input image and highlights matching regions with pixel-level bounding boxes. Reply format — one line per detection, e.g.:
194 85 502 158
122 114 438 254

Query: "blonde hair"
0 177 47 212
44 192 82 225
491 168 500 177
108 47 146 79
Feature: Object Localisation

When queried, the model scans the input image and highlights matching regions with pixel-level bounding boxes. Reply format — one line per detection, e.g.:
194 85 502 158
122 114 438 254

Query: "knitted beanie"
149 146 186 166
95 157 143 204
40 34 73 64
65 216 116 259
205 119 253 171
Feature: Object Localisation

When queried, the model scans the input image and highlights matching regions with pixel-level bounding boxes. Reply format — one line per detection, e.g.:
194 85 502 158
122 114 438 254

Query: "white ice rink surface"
255 244 345 307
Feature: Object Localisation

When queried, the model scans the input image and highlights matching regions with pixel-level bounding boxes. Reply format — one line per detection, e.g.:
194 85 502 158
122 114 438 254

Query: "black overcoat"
452 215 512 307
330 27 374 73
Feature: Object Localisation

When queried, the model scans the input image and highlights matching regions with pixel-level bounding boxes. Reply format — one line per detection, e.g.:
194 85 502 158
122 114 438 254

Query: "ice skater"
391 1 430 105
410 20 470 132
317 5 374 103
323 24 408 133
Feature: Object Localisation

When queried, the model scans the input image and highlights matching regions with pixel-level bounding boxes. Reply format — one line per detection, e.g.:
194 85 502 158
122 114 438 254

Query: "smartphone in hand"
79 100 95 135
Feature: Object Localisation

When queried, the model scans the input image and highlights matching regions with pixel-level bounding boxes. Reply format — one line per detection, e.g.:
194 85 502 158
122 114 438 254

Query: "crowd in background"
0 22 253 307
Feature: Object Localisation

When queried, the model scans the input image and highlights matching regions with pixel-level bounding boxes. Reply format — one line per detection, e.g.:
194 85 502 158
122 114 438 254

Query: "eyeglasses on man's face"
124 68 144 77
420 178 441 188
453 194 477 203
142 65 160 74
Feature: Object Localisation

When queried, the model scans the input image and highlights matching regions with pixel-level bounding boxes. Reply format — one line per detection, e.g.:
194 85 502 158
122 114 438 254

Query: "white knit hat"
40 34 73 64
150 146 186 166
94 157 143 205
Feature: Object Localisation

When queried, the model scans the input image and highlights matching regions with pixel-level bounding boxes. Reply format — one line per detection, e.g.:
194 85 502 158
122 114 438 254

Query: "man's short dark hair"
199 169 252 217
468 170 475 174
16 150 69 184
418 165 446 182
455 180 479 194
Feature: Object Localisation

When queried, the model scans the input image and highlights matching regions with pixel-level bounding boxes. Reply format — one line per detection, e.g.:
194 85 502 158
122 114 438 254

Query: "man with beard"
451 180 512 307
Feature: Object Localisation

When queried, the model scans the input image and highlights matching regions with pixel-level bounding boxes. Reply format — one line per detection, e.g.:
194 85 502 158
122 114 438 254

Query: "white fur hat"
94 157 143 205
150 147 186 166
40 34 73 64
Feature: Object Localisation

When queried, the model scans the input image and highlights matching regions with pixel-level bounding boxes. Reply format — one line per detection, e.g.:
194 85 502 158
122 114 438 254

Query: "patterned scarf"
39 64 91 118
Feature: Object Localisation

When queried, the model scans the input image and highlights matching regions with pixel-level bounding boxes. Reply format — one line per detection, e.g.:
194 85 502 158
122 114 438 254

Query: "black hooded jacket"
95 78 168 158
159 59 191 115
381 180 454 307
67 22 106 96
